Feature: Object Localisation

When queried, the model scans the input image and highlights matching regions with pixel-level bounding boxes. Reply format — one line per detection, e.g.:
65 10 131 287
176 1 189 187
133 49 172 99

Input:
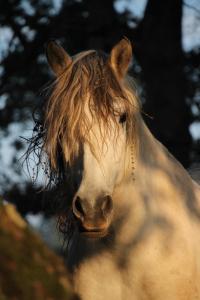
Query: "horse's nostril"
101 196 113 217
73 196 85 219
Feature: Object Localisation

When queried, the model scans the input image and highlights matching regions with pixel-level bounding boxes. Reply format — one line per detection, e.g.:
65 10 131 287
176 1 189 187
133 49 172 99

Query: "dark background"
0 0 200 215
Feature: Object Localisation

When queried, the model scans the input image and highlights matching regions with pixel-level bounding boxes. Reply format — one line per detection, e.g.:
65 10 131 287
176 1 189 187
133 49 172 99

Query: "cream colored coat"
68 118 200 300
45 38 200 300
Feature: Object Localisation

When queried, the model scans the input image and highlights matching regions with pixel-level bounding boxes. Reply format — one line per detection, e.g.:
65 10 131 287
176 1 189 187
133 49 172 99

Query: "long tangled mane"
44 50 139 172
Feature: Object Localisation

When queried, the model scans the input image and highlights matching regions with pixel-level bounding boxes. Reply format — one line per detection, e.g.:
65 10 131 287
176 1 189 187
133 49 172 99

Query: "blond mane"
44 50 140 169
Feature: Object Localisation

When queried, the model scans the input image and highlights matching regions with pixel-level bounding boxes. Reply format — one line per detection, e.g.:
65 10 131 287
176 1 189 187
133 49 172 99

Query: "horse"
33 38 200 300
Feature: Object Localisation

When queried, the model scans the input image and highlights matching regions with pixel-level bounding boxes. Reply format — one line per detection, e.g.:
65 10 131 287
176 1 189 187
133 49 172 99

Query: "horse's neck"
134 117 193 195
113 116 199 244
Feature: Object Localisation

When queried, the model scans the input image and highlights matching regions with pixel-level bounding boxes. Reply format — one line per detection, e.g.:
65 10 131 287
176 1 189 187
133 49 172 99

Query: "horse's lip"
79 227 108 238
81 230 108 238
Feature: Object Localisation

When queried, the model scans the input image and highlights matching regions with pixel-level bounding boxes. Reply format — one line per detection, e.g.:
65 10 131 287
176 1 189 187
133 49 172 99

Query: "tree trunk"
135 0 191 167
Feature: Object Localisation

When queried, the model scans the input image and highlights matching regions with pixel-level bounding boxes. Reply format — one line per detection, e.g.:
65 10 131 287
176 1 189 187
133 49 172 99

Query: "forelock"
44 50 138 169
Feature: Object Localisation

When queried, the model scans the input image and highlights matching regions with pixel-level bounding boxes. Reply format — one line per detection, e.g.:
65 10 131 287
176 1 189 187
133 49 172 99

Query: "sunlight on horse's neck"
120 114 161 186
113 116 195 245
124 112 174 183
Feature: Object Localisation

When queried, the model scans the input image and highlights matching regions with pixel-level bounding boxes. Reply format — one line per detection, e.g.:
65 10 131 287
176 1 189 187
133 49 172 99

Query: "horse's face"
72 107 128 237
46 39 134 238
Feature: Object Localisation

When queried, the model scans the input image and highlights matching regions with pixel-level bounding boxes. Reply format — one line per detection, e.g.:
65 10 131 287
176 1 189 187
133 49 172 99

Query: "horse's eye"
119 113 127 124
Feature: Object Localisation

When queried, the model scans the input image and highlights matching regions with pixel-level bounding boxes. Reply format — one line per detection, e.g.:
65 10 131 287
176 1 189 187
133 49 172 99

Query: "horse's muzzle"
72 195 113 238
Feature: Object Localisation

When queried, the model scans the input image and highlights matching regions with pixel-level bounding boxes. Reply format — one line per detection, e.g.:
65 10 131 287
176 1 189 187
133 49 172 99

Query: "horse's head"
45 39 138 238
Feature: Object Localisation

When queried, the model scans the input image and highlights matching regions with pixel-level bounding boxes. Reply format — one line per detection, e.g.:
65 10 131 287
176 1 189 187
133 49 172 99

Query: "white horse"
43 38 200 300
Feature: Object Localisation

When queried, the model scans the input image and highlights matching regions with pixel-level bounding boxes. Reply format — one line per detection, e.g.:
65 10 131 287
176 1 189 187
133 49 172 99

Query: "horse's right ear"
46 40 72 76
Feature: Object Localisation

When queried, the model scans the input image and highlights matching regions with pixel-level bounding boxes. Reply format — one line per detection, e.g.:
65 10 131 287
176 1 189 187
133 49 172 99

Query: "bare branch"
183 1 200 16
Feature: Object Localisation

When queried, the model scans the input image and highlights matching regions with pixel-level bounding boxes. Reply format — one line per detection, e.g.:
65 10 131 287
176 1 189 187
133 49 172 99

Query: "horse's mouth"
79 226 108 239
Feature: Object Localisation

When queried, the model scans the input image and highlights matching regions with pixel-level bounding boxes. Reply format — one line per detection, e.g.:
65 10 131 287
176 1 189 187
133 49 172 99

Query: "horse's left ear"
46 40 72 76
109 38 132 79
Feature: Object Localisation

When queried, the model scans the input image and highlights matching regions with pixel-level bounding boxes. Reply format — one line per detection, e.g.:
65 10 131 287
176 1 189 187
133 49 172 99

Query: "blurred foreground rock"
0 200 76 300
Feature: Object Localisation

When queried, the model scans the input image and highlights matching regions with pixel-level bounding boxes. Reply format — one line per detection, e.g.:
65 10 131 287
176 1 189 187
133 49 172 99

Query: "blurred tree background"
0 201 76 299
0 0 200 214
